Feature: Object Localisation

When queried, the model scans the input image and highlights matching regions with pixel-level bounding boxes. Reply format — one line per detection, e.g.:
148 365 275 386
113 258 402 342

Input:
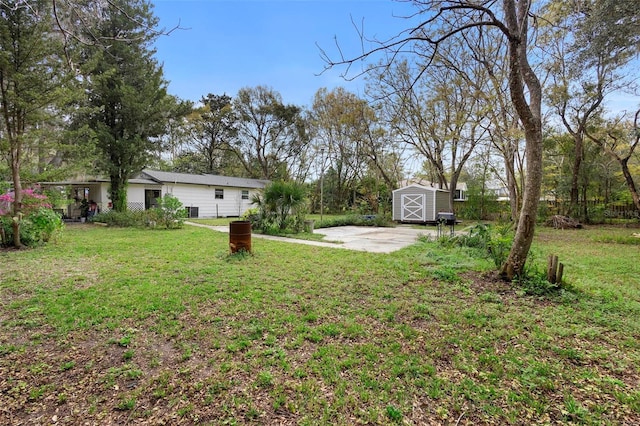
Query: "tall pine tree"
0 0 76 247
81 0 172 212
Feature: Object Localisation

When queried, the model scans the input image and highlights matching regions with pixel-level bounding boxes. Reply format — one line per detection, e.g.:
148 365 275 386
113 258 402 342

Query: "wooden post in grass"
547 254 564 284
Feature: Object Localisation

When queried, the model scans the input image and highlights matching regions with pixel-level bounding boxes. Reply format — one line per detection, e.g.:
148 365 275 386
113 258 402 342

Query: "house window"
215 188 224 199
241 190 249 200
185 206 199 218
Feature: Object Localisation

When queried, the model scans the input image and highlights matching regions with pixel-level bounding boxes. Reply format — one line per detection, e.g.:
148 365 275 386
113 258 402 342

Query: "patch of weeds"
116 396 136 411
413 303 432 320
29 384 54 401
515 272 562 296
59 361 75 371
386 405 403 422
271 386 287 410
103 364 143 389
398 323 418 340
319 323 341 337
177 404 193 417
462 308 493 327
563 394 589 422
293 368 307 379
613 389 640 412
0 344 20 356
478 292 503 304
553 346 585 363
256 370 274 388
225 250 253 262
206 381 232 402
360 372 381 391
28 362 51 375
151 372 173 400
245 405 261 420
226 335 251 353
519 362 556 391
123 349 135 361
448 223 513 267
593 235 640 245
180 345 193 362
342 320 364 339
108 333 134 348
302 311 318 323
298 325 323 343
426 377 446 399
431 266 459 283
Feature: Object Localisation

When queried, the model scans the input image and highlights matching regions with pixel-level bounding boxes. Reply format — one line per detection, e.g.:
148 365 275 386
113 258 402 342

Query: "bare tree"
233 86 309 181
322 1 544 279
461 30 525 221
309 87 370 210
369 47 490 211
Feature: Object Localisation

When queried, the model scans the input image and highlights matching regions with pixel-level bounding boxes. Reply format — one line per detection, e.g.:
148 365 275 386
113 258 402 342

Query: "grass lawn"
0 223 639 424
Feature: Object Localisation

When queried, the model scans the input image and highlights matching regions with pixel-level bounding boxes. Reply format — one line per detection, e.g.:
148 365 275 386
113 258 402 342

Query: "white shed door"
401 194 426 221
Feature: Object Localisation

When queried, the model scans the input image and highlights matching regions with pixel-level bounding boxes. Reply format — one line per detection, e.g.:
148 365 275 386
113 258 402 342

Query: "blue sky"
152 0 415 107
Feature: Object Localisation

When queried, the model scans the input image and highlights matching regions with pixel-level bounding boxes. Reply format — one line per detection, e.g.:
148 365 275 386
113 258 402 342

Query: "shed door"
401 194 426 221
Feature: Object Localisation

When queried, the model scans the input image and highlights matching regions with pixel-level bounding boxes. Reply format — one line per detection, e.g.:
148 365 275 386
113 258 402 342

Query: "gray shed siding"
392 184 450 223
435 190 450 216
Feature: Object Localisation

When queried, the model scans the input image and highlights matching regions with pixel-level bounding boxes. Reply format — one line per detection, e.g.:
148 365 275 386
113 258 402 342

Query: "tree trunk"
110 175 128 212
500 128 543 279
620 158 640 213
11 146 23 248
448 175 458 212
504 148 520 223
500 0 543 280
569 134 583 218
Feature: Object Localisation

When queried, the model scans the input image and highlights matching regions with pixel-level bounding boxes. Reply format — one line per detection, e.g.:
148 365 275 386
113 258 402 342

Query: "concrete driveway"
312 225 439 253
187 222 441 253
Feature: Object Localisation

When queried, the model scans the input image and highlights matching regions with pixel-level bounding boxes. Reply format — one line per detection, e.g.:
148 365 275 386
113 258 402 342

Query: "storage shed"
392 184 451 223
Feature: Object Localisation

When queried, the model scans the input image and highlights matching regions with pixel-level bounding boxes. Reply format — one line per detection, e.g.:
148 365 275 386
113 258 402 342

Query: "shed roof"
392 183 449 193
398 179 466 191
140 170 269 189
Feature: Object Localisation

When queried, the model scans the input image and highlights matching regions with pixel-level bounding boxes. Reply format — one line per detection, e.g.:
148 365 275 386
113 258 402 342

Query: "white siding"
127 185 146 204
163 183 257 218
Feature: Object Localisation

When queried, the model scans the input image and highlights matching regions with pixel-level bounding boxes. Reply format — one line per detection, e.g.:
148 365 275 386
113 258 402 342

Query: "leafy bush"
446 223 513 268
92 210 148 228
514 263 565 296
316 214 393 229
0 188 63 247
92 194 187 229
251 181 307 233
1 207 64 247
149 194 187 229
457 184 501 221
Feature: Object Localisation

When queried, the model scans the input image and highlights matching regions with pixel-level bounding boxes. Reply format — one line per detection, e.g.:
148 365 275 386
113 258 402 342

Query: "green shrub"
251 181 307 233
150 194 187 229
316 214 393 229
1 207 64 247
446 223 513 268
514 267 563 296
92 210 148 228
93 195 187 229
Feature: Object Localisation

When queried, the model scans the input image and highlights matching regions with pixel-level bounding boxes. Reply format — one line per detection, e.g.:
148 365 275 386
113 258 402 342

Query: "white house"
41 170 269 220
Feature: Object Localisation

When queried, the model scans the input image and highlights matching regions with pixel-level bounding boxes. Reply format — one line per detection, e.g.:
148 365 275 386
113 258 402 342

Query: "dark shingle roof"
140 170 269 189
